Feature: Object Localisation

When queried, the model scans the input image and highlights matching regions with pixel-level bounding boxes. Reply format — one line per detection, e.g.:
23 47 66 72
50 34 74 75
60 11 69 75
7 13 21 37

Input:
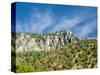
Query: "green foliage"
31 33 44 38
12 39 97 72
16 61 34 73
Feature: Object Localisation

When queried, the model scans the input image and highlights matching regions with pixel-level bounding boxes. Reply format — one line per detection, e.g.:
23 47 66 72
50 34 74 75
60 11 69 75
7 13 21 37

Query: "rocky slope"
12 31 80 52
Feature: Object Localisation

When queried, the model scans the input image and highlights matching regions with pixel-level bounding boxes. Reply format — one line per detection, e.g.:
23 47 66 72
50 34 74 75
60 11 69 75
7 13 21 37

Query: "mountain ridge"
12 31 80 52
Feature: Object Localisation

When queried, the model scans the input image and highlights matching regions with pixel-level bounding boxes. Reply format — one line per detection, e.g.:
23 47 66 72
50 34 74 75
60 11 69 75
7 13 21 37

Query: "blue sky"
15 2 97 38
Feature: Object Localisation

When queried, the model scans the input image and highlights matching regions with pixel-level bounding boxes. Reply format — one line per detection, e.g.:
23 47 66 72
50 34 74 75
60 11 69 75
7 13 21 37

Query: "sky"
13 2 97 38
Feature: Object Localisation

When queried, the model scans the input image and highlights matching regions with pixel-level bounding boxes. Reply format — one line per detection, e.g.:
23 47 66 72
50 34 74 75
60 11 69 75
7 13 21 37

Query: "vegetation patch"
11 39 97 73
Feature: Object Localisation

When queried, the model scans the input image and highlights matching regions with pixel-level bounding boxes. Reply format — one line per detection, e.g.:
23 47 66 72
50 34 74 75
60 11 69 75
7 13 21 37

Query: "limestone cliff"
12 31 80 52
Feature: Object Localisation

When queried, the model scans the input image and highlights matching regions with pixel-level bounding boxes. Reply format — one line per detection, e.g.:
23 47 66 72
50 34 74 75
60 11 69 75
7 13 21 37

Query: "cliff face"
12 31 80 52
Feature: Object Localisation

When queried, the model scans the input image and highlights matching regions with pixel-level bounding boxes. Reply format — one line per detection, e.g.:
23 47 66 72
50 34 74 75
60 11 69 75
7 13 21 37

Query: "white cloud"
16 8 97 38
30 9 54 33
16 8 54 33
50 16 82 32
76 19 96 38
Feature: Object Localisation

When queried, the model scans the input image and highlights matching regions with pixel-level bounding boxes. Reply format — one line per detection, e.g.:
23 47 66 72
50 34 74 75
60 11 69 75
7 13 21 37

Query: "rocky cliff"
12 31 80 52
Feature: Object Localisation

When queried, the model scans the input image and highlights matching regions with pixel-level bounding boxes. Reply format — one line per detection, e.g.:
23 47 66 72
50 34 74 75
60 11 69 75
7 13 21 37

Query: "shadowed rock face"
12 31 80 52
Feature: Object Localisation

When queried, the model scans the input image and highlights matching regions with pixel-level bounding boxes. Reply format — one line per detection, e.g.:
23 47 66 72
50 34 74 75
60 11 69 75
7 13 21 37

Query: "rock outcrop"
12 31 80 52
